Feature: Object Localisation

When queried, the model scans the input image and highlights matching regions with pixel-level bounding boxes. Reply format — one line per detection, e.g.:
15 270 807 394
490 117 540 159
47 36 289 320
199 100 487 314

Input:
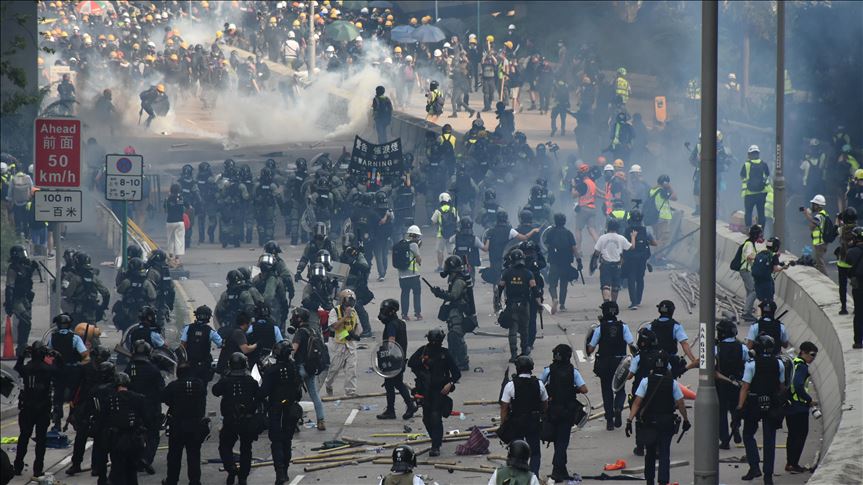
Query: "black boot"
274 467 288 485
402 403 418 420
377 409 396 420
66 463 83 475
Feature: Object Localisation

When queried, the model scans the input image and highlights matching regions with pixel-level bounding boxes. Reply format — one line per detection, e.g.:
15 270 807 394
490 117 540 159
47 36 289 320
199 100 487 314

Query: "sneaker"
785 465 808 474
403 404 417 420
435 266 443 273
558 305 566 312
377 276 386 282
13 461 23 475
839 308 849 315
377 410 396 420
402 315 410 321
741 469 762 481
628 304 639 310
317 419 326 431
509 355 518 363
360 331 373 339
414 314 423 320
429 447 441 457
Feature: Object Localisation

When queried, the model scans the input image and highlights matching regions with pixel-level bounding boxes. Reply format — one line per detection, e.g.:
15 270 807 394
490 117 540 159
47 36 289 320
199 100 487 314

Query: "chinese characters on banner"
349 136 404 189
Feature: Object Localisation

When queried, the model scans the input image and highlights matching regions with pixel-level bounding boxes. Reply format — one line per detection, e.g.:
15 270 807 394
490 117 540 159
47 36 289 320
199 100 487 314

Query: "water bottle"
811 406 822 419
458 412 466 421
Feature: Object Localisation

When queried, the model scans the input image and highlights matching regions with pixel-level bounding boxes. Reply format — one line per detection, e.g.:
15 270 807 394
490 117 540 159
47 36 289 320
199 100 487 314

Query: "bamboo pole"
321 391 386 402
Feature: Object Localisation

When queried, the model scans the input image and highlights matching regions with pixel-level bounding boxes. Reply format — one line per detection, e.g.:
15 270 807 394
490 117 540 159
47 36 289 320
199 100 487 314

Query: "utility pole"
694 1 720 484
477 1 481 39
435 0 439 22
773 1 786 243
308 2 315 78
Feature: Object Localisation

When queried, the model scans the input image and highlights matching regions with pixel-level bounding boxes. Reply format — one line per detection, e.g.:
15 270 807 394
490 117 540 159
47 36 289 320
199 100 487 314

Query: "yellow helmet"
145 54 156 62
169 53 179 61
503 40 513 49
180 41 189 49
613 158 625 169
409 17 417 26
98 34 106 40
200 0 209 7
132 42 140 50
221 58 229 66
394 46 402 53
355 21 362 29
385 20 393 27
855 169 863 180
292 19 301 27
215 30 223 38
156 83 165 93
486 35 494 42
38 57 44 66
145 14 153 22
329 10 339 19
59 31 69 38
269 16 277 24
173 28 181 36
386 14 394 21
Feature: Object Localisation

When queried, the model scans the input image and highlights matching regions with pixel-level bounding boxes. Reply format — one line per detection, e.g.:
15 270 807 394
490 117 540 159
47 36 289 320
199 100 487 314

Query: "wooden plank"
321 392 386 402
433 464 494 474
620 459 689 474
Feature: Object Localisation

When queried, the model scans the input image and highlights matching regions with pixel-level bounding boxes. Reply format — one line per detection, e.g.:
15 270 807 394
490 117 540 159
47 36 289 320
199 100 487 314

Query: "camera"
799 206 806 212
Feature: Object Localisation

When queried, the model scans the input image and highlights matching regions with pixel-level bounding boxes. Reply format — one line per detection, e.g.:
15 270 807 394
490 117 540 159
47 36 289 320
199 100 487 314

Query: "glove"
431 287 446 299
576 257 584 271
624 420 632 437
732 407 743 422
294 272 302 283
682 420 691 433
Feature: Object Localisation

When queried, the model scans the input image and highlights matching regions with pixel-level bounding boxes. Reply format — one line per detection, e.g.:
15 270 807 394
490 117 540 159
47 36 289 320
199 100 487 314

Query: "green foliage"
0 4 50 116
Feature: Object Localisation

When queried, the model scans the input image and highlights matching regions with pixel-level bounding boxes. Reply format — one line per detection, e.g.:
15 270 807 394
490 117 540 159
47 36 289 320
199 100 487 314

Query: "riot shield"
371 340 405 378
612 355 633 392
575 394 592 429
1 368 20 406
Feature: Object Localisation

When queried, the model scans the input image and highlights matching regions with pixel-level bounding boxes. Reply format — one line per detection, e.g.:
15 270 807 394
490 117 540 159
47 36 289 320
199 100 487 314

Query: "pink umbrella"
75 0 115 16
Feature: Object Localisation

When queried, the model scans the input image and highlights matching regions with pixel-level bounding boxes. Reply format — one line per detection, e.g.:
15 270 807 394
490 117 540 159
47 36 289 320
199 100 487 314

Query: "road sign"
34 118 81 187
105 154 144 201
34 189 82 222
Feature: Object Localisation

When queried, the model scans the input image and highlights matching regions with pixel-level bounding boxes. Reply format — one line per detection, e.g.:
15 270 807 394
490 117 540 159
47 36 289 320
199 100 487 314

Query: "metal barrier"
95 199 155 260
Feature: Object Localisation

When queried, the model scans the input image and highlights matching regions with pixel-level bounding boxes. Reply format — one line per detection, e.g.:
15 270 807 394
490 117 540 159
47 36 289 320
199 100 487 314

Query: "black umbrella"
411 24 446 44
435 18 467 37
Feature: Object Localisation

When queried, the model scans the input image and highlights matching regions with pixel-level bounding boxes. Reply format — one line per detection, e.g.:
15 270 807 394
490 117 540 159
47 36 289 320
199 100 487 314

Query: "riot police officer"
499 355 548 476
715 318 748 449
263 240 296 309
745 300 790 355
180 305 223 383
259 341 303 485
196 161 218 244
4 245 39 355
380 445 424 485
542 213 578 313
482 210 520 284
253 254 289 329
376 299 417 420
519 240 547 350
586 301 634 430
113 257 157 331
161 362 208 485
300 263 336 331
146 249 175 328
540 344 588 482
115 245 144 288
178 164 201 248
238 165 256 244
626 351 690 485
488 440 538 485
213 352 261 485
644 300 698 377
253 168 280 246
66 348 113 476
60 248 78 314
496 249 536 362
429 256 476 370
68 252 110 326
247 300 286 367
218 165 250 248
392 174 417 237
125 340 165 474
12 341 58 477
215 270 257 329
341 242 374 338
478 189 501 231
451 217 483 280
47 313 88 430
103 372 149 485
296 222 339 280
127 306 166 350
737 335 785 485
408 329 461 457
626 327 662 456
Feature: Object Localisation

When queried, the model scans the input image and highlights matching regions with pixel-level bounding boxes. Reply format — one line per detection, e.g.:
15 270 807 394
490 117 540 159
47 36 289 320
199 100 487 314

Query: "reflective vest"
578 178 596 209
812 209 828 246
765 184 774 219
615 76 630 102
801 154 825 187
741 159 769 196
333 306 357 343
649 187 672 220
610 209 628 221
789 357 810 404
438 133 456 149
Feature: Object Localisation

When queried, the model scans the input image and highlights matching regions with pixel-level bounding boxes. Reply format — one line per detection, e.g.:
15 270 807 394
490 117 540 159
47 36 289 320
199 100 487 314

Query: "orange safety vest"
578 178 597 209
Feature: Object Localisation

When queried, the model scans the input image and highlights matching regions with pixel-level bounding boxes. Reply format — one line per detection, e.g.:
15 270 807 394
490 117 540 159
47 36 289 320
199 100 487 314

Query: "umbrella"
435 18 466 37
411 24 446 44
369 0 394 8
75 0 115 16
390 25 416 43
323 20 361 43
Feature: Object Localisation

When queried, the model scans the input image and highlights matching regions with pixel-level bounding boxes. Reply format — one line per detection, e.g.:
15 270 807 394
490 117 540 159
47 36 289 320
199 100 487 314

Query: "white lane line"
288 475 305 485
344 408 359 426
58 440 92 467
576 350 594 363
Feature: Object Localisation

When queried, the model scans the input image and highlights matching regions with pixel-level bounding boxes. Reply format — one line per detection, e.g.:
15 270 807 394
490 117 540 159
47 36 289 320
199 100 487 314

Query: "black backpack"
751 250 773 280
729 241 749 271
440 209 457 238
821 213 838 244
746 162 768 193
643 189 661 226
391 239 412 270
303 328 330 376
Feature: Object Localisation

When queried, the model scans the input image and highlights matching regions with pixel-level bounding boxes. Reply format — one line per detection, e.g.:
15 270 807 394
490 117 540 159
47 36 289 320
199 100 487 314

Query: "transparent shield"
371 340 405 378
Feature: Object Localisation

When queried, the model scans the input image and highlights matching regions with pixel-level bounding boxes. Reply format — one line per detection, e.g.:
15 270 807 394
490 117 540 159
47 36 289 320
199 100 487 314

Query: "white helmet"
747 144 760 154
287 30 296 39
384 57 393 64
433 49 442 57
0 162 8 174
443 42 451 48
603 164 614 172
629 164 642 174
405 55 413 61
228 23 237 31
407 225 422 237
728 72 737 80
360 7 369 14
810 194 826 206
355 36 363 42
508 24 516 30
468 33 477 39
439 192 451 203
326 45 335 53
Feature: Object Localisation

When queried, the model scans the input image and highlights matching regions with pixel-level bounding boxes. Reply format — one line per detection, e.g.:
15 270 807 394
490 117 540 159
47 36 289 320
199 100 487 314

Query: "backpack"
821 213 838 244
403 64 414 81
643 189 661 226
303 328 330 376
746 162 768 193
11 173 31 205
440 208 457 238
432 93 445 115
729 241 748 272
751 250 773 280
391 239 412 270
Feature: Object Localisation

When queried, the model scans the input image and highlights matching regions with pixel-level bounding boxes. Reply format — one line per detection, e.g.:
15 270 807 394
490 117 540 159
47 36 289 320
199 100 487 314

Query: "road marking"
344 409 358 426
288 475 305 485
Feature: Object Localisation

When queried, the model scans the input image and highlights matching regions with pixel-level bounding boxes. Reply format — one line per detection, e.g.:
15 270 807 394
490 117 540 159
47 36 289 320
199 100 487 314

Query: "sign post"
105 154 144 270
34 117 81 318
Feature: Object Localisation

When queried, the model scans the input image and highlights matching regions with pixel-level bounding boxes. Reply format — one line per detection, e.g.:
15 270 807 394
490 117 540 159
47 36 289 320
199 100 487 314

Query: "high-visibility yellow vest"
615 76 630 102
789 357 810 404
811 209 828 246
649 187 672 221
334 306 357 343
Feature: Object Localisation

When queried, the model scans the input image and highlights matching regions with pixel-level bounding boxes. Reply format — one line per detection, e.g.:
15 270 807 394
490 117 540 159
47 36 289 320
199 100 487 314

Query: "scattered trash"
403 425 412 433
603 459 626 471
207 282 222 288
473 367 484 373
334 400 341 407
459 412 466 421
359 404 379 411
446 430 460 436
455 428 490 455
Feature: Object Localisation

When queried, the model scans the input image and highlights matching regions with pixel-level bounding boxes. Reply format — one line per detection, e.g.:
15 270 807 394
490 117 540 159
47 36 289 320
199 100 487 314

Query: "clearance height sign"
34 118 81 187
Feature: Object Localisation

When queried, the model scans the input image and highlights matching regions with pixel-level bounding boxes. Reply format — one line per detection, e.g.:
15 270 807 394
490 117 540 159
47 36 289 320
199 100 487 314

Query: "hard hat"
228 23 236 31
406 225 422 236
292 19 301 27
394 46 402 53
855 169 863 181
810 194 826 206
409 17 417 25
747 144 760 154
469 37 477 44
215 30 223 38
443 42 451 48
629 164 642 173
468 33 477 39
98 34 106 40
326 45 335 53
355 36 363 42
166 38 174 45
728 72 737 80
405 55 413 61
385 20 393 26
486 34 494 42
508 24 516 30
503 40 513 49
439 192 451 203
288 30 296 39
361 7 368 13
386 14 393 20
156 83 165 93
355 21 362 28
613 158 625 169
270 16 277 24
617 67 627 76
604 164 614 172
132 42 140 49
433 49 442 57
169 53 179 61
383 57 393 64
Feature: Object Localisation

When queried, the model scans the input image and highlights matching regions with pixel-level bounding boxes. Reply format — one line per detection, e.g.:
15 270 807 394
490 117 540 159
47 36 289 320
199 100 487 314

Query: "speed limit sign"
105 154 144 201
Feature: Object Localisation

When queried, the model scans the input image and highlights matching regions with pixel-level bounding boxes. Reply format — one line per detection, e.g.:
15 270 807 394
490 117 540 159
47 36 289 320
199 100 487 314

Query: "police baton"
38 261 55 281
676 422 690 444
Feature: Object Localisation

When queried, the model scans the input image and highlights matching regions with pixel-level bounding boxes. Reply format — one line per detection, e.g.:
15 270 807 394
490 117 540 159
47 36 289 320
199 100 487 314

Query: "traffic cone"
1 315 16 360
680 383 697 400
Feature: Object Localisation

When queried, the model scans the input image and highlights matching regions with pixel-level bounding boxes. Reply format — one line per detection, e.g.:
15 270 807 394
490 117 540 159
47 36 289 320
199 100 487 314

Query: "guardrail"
664 208 862 484
95 199 155 261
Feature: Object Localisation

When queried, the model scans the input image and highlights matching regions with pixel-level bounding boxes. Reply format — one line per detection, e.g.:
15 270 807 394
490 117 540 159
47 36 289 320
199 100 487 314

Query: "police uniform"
633 372 685 485
215 283 256 329
162 372 208 485
259 358 303 483
740 356 785 482
501 373 548 476
180 320 223 383
745 319 789 354
146 261 175 328
103 385 149 485
13 350 57 477
439 274 473 370
407 343 461 454
48 329 87 429
644 317 689 376
253 268 289 329
114 270 157 331
715 337 749 447
540 364 586 480
253 177 279 246
125 356 165 469
589 317 634 427
499 265 534 359
4 257 38 355
246 319 285 365
212 372 261 483
69 267 111 325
